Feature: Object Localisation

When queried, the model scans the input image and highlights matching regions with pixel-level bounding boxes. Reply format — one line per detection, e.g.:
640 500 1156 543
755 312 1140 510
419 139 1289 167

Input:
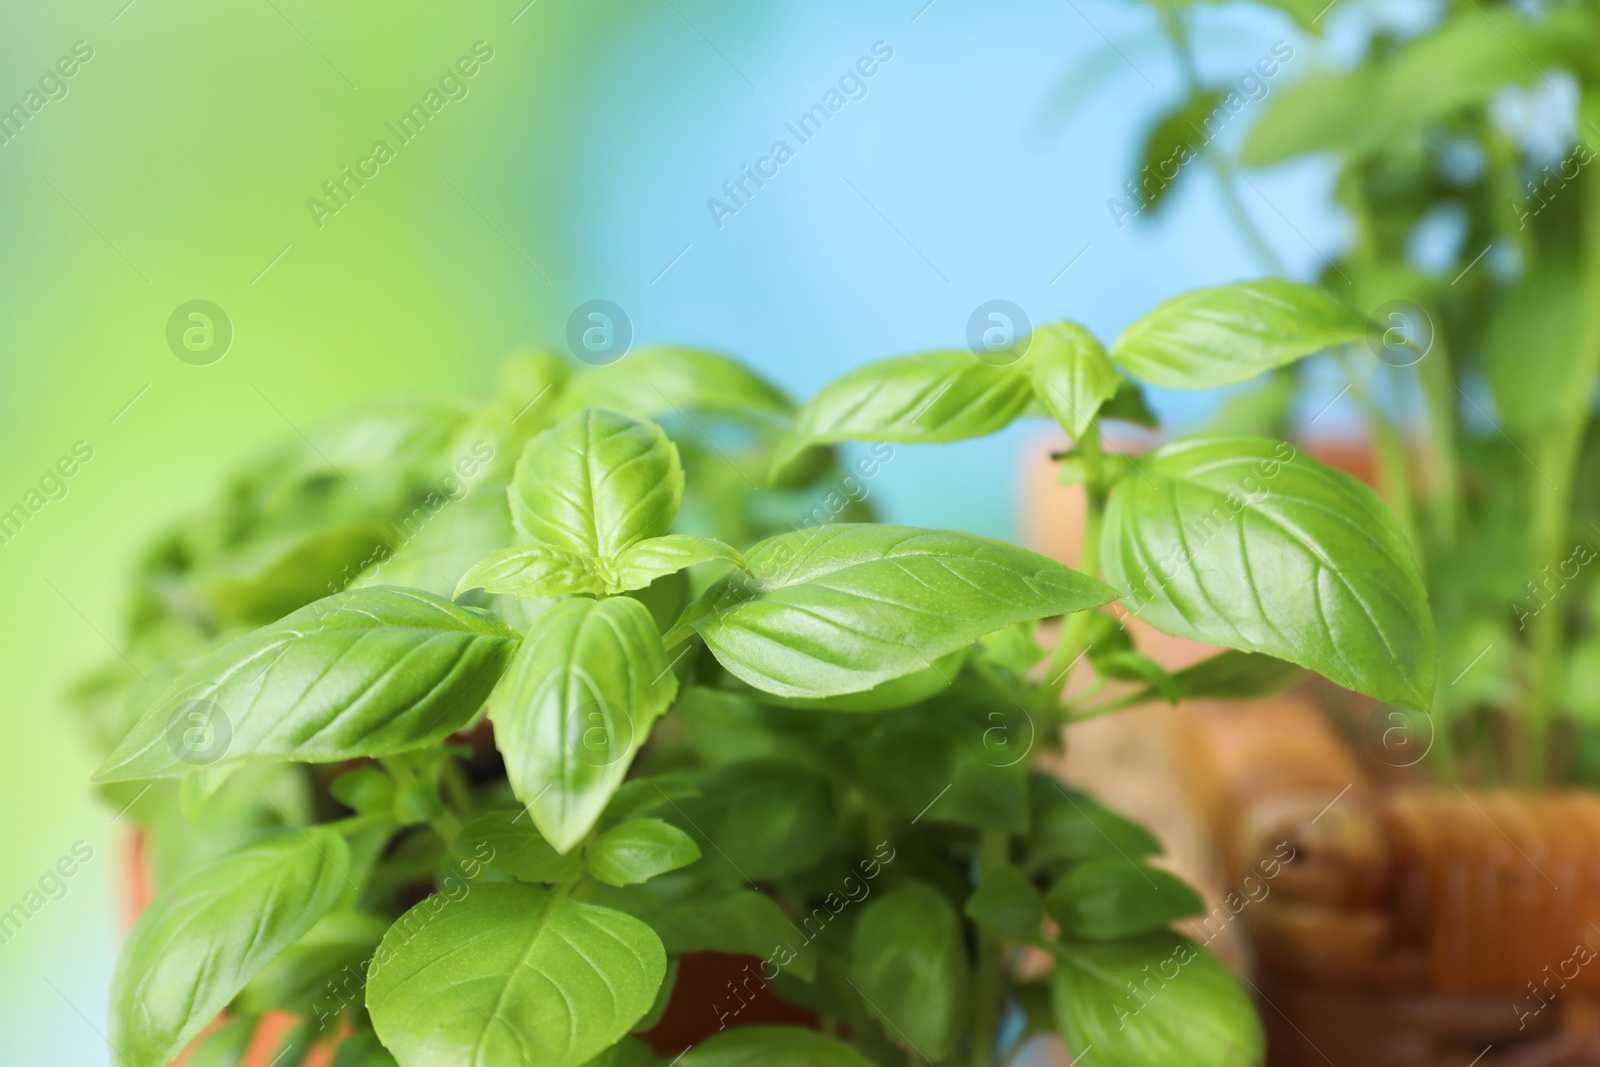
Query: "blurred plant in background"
1095 0 1600 786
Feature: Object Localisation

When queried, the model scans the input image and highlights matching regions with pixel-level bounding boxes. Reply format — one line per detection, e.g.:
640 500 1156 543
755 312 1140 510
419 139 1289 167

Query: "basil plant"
85 283 1431 1067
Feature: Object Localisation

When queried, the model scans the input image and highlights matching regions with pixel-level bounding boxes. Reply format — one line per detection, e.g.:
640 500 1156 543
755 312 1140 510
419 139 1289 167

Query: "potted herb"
1090 0 1600 785
84 294 1430 1066
1037 0 1600 1055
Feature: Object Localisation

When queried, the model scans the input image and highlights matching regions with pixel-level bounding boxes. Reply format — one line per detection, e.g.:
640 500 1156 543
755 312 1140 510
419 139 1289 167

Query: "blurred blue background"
0 0 1348 1060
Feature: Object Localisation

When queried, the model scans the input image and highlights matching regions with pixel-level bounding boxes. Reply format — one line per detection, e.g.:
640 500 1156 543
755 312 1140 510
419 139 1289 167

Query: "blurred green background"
0 3 581 1057
0 0 1327 1059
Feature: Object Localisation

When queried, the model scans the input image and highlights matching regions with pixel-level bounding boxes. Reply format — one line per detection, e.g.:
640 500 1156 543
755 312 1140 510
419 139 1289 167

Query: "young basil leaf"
770 352 1034 481
587 818 702 887
611 534 745 593
456 535 735 600
1046 859 1203 941
1100 436 1437 711
488 596 678 853
1026 322 1123 440
964 864 1046 942
670 525 1115 698
1093 649 1182 704
679 1027 877 1067
95 588 519 782
980 621 1046 676
109 829 350 1067
1110 280 1367 389
673 761 836 881
560 346 794 424
455 544 601 599
235 910 389 1014
509 408 683 558
1027 776 1160 875
1053 933 1263 1067
850 881 971 1061
450 810 583 883
367 883 666 1067
591 874 819 982
1171 650 1306 700
331 1030 400 1067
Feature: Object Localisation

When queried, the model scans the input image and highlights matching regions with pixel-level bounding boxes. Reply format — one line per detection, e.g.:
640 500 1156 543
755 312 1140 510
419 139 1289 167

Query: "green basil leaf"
488 596 678 852
679 1027 877 1067
1172 650 1305 700
600 774 703 827
1025 321 1123 439
329 766 395 814
450 810 583 883
591 874 818 983
201 521 393 626
1103 379 1160 430
1244 7 1592 165
1027 776 1160 874
499 351 576 422
302 398 475 480
455 544 601 599
368 883 665 1067
1047 859 1203 940
730 648 966 713
1238 68 1373 167
850 881 970 1060
184 1018 256 1067
770 352 1034 480
331 1030 400 1067
358 488 513 599
1129 91 1225 219
510 408 683 559
110 829 350 1067
1093 649 1182 704
672 525 1115 698
95 588 518 782
236 910 389 1014
1110 280 1366 389
1100 436 1436 711
612 534 745 593
583 1035 659 1067
1053 933 1263 1067
675 688 835 771
623 568 692 633
561 347 793 424
587 818 702 887
964 864 1046 942
854 703 1030 832
673 761 836 881
979 621 1047 675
